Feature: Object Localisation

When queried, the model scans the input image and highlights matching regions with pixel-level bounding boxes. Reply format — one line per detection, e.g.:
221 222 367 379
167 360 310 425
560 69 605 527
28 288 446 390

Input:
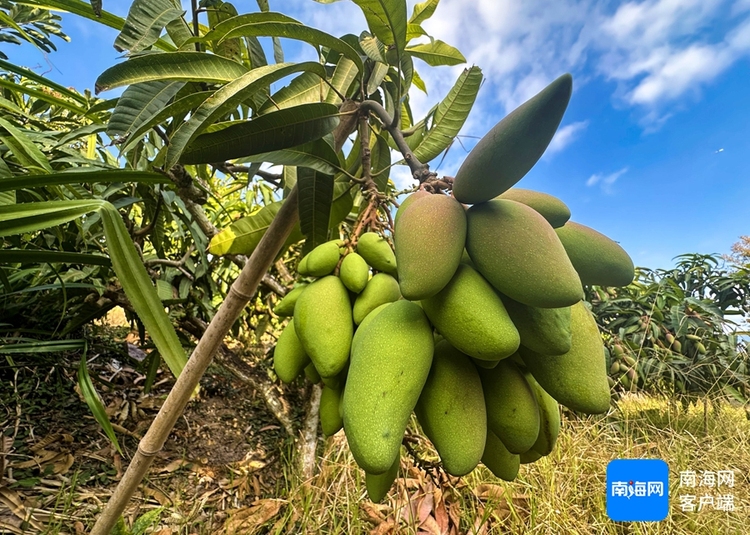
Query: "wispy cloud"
546 120 589 155
586 167 629 194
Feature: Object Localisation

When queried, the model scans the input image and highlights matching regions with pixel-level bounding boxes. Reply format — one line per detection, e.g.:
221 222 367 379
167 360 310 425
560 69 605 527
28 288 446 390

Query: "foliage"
0 0 68 59
589 253 750 403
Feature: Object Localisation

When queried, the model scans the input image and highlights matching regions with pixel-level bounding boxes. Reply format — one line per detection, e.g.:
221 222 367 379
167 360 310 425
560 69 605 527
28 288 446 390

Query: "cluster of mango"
272 73 636 501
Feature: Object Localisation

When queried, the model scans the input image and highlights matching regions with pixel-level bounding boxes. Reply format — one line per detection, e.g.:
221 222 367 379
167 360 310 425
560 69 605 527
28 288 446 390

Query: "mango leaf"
0 200 101 236
359 31 386 63
412 69 427 93
205 12 364 72
0 170 169 192
0 117 53 173
258 72 326 115
0 78 88 116
165 62 327 168
55 124 107 147
207 2 242 63
0 250 111 266
114 0 184 53
236 137 342 175
370 132 391 192
180 103 340 165
412 66 482 164
366 62 389 97
325 57 358 104
409 0 439 24
78 353 122 454
95 52 248 93
209 201 303 256
298 167 333 249
406 40 465 66
406 23 427 41
108 81 185 137
328 179 355 229
0 58 85 104
352 0 407 56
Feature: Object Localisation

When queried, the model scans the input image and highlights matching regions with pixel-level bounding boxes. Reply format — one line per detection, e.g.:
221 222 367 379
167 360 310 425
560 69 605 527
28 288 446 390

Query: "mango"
482 430 520 481
273 319 310 383
555 221 634 287
394 194 467 300
339 252 369 293
480 359 539 453
273 283 308 317
299 239 343 277
525 373 561 456
366 456 400 502
294 276 353 378
497 188 571 228
415 341 487 476
520 302 610 414
320 385 344 436
472 358 500 369
520 449 542 464
466 199 583 308
357 232 397 274
352 273 401 325
421 264 520 361
500 295 573 355
343 300 434 474
394 190 430 226
304 362 321 384
453 74 573 204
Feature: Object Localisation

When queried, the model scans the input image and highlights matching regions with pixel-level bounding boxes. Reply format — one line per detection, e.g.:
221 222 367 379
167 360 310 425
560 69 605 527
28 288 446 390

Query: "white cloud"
546 121 589 155
586 167 629 193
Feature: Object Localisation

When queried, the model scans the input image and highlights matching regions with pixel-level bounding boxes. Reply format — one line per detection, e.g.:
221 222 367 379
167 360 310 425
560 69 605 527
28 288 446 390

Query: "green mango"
497 188 571 228
480 359 539 454
365 455 400 502
555 221 634 287
394 190 430 226
273 319 310 383
472 358 500 369
352 302 391 352
482 430 520 482
415 341 487 476
304 362 321 384
421 264 520 361
320 384 344 436
273 283 308 317
524 373 561 456
453 74 573 204
500 295 572 356
339 252 369 293
356 232 397 275
343 300 434 474
352 273 401 325
520 449 543 464
394 193 467 300
299 239 344 277
294 276 353 378
520 302 610 414
297 254 311 276
466 199 583 308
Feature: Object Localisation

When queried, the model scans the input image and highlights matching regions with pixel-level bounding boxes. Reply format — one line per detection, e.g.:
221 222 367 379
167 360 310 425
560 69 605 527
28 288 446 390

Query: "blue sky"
4 0 749 270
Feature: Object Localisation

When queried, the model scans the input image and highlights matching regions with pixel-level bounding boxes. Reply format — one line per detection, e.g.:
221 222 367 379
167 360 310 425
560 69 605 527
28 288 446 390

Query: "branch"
299 384 323 481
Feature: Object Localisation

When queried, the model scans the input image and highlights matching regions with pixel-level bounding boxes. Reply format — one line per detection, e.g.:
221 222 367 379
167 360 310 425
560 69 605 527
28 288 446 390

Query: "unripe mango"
520 302 610 414
520 449 542 464
304 362 321 384
273 319 310 383
480 359 539 454
395 194 467 300
466 199 583 308
339 252 369 293
343 300 434 474
421 264 520 361
555 221 634 287
357 232 397 275
500 295 573 356
320 385 344 436
482 430 520 482
472 358 500 369
294 276 353 378
497 188 571 228
453 74 573 204
415 341 487 476
299 239 344 277
366 456 400 502
394 190 430 226
273 283 308 317
352 273 400 325
525 373 561 456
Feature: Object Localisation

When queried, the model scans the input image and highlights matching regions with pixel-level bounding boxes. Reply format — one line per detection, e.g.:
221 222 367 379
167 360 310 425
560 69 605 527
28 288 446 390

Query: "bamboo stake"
90 187 300 535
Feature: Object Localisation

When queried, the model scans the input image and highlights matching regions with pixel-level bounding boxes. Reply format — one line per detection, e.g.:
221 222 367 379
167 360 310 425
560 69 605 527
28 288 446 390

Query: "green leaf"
236 138 342 175
209 201 303 256
114 0 184 53
0 339 85 354
181 103 340 165
78 353 123 454
205 12 364 72
0 58 86 104
409 0 439 24
0 250 111 266
359 31 386 63
258 72 326 115
406 23 427 41
0 78 88 116
95 52 248 93
297 167 334 249
328 179 355 229
352 0 407 55
0 170 170 192
108 81 185 137
406 40 466 66
325 57 358 104
0 117 53 173
0 200 101 237
166 62 327 168
366 61 389 96
412 66 482 163
371 132 391 191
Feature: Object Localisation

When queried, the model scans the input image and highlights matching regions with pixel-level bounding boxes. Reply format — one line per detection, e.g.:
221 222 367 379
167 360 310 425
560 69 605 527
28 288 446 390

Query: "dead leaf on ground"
220 499 285 534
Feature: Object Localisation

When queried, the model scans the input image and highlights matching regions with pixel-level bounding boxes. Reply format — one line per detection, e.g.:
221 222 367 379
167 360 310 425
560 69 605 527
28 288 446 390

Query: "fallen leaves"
218 498 286 535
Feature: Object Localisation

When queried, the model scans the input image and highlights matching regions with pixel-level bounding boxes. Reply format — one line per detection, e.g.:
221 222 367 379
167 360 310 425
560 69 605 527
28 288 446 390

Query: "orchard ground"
1 324 749 534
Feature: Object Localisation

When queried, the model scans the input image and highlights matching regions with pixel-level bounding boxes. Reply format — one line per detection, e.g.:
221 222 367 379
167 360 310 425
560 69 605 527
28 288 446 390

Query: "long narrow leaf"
236 138 342 175
0 58 86 104
0 339 85 354
108 81 185 137
78 353 122 454
297 168 333 249
0 250 111 266
0 117 53 173
0 200 104 237
352 0 407 55
258 72 326 114
114 0 184 53
0 170 170 192
406 40 466 66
